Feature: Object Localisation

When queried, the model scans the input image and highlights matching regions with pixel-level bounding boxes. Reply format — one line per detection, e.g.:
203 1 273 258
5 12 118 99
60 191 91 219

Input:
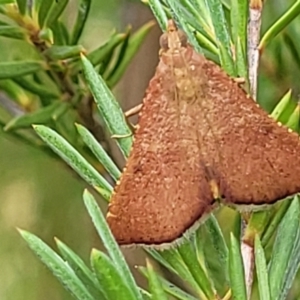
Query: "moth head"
159 19 188 52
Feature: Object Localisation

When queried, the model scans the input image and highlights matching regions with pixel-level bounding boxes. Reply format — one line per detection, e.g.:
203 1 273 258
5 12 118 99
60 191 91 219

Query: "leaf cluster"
0 0 152 165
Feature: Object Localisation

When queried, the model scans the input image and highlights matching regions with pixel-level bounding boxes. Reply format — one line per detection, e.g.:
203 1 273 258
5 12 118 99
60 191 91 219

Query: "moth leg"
111 132 133 139
233 77 246 84
232 77 247 92
118 103 143 135
124 103 143 118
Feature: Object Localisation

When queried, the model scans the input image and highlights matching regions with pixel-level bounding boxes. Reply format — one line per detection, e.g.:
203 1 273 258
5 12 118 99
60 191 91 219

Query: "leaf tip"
17 228 29 238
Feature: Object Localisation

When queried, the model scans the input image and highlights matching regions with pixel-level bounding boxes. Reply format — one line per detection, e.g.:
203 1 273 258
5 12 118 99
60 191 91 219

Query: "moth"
106 20 300 247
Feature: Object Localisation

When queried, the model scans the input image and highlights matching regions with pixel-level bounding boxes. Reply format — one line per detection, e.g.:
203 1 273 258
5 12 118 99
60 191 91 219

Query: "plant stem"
247 0 263 100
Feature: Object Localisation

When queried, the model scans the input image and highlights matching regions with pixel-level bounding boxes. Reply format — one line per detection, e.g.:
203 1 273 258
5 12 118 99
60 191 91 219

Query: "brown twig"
240 2 264 298
247 0 263 100
241 238 255 299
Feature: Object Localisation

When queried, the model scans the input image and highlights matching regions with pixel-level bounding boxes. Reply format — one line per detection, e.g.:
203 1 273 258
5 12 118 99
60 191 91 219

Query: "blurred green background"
1 0 300 299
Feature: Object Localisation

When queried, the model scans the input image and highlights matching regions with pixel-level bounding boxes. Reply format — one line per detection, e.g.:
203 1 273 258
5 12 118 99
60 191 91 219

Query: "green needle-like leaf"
278 226 300 300
76 124 121 181
0 61 45 79
45 45 85 60
286 104 300 132
87 32 127 67
0 0 14 4
140 265 198 300
160 248 204 296
159 277 198 300
260 1 300 50
206 0 234 75
270 90 295 123
146 259 168 300
51 20 70 45
13 76 60 98
146 249 177 274
107 21 155 87
56 239 105 299
244 210 271 245
200 215 229 296
177 239 215 299
70 31 127 74
268 196 300 300
165 0 204 54
33 125 112 200
91 249 137 300
71 0 92 44
16 0 27 14
229 233 247 300
4 102 68 131
46 0 69 28
38 0 53 28
81 54 132 157
83 190 143 300
147 0 168 30
261 200 291 247
254 235 271 300
19 230 95 300
230 0 247 51
0 25 25 39
230 0 247 77
194 31 219 56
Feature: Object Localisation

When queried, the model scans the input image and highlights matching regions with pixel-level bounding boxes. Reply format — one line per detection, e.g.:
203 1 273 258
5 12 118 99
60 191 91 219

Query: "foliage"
0 0 152 166
1 0 300 299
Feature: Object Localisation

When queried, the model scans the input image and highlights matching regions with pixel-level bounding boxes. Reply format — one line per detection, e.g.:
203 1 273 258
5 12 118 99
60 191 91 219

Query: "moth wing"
107 58 214 246
199 60 300 205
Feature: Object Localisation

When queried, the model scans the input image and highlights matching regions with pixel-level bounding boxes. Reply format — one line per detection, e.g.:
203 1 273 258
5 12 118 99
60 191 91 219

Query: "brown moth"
106 20 300 247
